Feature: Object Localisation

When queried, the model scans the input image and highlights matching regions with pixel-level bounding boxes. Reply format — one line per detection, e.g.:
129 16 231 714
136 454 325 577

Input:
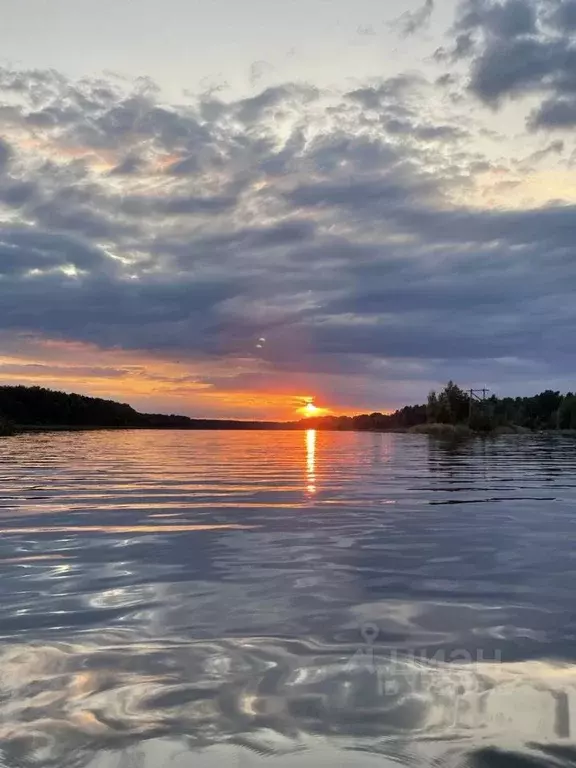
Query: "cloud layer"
0 4 575 417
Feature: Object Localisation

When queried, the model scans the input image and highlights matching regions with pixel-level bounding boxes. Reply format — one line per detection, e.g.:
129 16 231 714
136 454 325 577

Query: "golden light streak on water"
0 524 258 535
306 429 316 495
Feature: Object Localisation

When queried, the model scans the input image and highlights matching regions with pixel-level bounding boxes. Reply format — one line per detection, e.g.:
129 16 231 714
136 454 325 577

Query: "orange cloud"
0 334 340 420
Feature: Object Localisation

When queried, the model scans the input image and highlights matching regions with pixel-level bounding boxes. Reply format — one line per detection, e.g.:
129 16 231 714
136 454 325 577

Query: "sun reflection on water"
306 429 316 495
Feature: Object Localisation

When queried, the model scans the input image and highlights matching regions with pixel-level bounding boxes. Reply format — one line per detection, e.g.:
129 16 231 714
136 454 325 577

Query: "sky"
0 0 575 419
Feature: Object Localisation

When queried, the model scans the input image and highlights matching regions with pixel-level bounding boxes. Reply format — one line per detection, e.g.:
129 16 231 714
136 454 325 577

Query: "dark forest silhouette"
306 381 576 433
1 382 576 434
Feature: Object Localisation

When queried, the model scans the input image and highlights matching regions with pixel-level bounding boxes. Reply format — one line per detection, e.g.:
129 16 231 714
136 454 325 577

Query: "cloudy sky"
0 0 575 418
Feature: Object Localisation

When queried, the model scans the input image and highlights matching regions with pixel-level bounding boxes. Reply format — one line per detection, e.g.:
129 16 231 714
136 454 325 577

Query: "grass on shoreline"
410 423 534 437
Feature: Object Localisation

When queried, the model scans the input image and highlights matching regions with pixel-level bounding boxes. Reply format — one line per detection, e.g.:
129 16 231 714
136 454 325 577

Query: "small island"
1 382 576 436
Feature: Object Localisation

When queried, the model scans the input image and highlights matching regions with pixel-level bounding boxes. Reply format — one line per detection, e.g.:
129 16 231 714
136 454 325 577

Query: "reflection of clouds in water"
1 639 576 767
2 433 576 766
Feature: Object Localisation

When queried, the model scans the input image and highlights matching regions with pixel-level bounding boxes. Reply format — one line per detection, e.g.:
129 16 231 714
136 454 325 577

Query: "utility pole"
468 388 490 424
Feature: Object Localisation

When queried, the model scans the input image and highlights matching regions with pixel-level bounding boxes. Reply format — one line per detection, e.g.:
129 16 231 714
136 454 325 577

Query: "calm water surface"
1 430 576 767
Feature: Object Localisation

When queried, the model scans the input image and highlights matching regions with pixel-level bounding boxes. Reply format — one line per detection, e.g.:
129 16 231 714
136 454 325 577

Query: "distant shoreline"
14 423 299 432
2 383 576 437
9 423 576 436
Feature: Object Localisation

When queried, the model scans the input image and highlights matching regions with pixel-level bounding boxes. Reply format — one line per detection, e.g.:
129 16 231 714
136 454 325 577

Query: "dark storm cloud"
449 0 576 128
0 227 113 275
0 268 243 353
1 65 576 407
390 203 576 250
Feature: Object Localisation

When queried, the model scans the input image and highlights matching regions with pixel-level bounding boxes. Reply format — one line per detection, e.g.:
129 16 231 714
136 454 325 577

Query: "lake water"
1 430 576 768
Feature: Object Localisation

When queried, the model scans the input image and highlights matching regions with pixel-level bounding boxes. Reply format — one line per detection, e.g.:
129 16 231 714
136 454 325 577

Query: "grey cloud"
415 124 468 140
452 32 476 59
436 73 458 87
346 74 425 110
384 118 468 141
159 194 237 216
0 181 37 208
236 84 318 124
0 67 66 106
449 0 576 128
357 25 377 36
95 100 194 147
518 139 564 166
469 37 576 103
51 95 210 153
120 192 237 217
0 270 242 354
31 200 133 240
529 97 576 129
0 363 128 379
25 105 82 128
0 169 133 240
236 86 293 124
307 134 401 175
391 203 576 250
0 138 12 172
165 155 199 176
195 220 316 252
548 0 576 31
285 174 432 211
392 0 435 37
259 128 306 176
455 0 537 40
109 154 144 176
152 220 319 278
0 227 113 275
249 60 274 86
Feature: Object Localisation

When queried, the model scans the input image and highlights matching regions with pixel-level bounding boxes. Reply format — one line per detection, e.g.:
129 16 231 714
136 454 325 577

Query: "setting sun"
297 398 330 418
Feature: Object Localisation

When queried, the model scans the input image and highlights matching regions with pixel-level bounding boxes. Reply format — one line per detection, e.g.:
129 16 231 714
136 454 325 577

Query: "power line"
468 388 490 423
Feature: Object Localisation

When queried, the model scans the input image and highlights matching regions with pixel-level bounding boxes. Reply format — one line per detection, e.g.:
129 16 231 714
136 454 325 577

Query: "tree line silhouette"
1 382 576 434
0 385 289 431
304 381 576 433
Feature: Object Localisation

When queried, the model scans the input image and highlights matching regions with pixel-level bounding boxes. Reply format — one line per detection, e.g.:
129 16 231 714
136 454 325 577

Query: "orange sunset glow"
0 336 345 420
297 399 330 419
304 402 319 416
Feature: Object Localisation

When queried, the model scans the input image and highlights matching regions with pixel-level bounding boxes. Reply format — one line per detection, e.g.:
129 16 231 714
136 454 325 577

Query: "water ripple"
0 431 576 766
